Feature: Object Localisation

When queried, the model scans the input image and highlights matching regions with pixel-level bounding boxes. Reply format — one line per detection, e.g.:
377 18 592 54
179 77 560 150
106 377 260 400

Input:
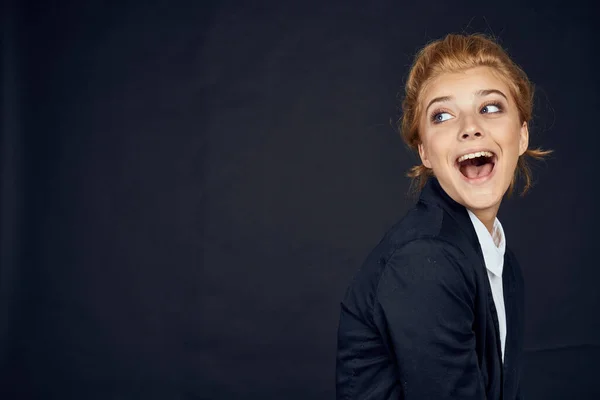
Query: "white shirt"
467 210 507 362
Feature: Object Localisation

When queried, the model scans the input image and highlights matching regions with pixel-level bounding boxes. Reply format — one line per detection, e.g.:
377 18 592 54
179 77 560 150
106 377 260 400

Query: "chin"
459 189 503 212
457 170 510 213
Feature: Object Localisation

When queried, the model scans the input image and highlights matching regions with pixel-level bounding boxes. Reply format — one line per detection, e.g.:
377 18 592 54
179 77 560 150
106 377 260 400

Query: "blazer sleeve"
376 239 486 399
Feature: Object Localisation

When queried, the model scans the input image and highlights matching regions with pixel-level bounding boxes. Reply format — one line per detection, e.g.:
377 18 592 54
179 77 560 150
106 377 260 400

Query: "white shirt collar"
467 209 506 277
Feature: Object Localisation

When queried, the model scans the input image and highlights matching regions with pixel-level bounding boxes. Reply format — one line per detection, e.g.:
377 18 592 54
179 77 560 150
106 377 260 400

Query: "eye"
431 111 453 124
481 103 502 114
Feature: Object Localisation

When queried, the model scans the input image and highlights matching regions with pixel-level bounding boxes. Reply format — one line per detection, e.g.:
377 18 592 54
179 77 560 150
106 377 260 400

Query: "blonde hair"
399 33 552 195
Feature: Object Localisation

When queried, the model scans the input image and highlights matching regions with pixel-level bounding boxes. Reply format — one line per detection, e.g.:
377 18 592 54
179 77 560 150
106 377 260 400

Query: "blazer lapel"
502 253 515 365
421 179 505 367
501 250 522 396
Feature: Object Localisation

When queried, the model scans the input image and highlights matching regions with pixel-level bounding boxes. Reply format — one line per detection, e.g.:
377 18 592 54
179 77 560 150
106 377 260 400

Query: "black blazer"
336 178 524 400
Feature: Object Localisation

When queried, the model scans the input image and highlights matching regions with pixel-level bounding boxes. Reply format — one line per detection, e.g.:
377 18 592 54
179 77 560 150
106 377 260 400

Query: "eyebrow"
425 89 508 114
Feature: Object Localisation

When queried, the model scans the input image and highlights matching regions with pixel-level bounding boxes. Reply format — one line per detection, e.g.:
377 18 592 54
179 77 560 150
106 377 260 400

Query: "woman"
336 33 550 399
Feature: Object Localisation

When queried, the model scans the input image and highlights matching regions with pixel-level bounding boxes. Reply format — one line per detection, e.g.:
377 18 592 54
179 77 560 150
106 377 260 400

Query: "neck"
469 206 499 235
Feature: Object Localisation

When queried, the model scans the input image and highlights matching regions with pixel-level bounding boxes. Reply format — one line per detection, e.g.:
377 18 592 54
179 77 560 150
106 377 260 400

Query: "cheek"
430 142 449 164
424 132 452 163
420 120 455 168
422 139 452 173
495 122 523 155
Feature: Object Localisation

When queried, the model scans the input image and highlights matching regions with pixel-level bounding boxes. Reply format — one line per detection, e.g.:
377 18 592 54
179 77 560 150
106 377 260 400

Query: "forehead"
421 66 512 103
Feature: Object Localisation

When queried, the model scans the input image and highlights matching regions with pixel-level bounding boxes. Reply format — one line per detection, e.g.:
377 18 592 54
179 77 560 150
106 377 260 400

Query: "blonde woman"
336 33 550 399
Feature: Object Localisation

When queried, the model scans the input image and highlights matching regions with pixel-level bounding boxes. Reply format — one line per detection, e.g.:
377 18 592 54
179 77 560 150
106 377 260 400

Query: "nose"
459 115 484 141
460 130 483 140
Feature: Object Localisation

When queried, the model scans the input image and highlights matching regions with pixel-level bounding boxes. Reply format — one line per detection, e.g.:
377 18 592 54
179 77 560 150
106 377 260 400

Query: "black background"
1 0 599 398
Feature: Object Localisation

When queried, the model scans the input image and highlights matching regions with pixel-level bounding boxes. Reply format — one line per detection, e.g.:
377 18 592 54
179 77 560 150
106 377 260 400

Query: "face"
417 66 529 215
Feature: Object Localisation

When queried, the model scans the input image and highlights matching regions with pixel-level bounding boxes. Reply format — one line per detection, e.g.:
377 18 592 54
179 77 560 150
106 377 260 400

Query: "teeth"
457 151 494 163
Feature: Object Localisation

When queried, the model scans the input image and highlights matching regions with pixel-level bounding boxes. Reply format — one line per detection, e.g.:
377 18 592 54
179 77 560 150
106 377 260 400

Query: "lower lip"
457 159 497 185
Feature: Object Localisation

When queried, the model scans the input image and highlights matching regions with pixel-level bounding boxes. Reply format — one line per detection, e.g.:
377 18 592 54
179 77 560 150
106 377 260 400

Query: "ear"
418 143 432 168
519 121 529 156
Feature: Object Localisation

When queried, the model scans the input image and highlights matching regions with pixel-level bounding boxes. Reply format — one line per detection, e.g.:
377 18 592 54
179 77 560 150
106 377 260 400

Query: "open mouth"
456 151 496 180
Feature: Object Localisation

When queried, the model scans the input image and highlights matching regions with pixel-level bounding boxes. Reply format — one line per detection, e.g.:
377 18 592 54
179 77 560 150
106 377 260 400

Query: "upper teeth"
457 151 494 163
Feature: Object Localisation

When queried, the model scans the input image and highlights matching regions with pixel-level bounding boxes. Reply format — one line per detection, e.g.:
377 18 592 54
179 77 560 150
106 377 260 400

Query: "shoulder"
341 237 475 320
378 238 475 296
340 200 477 317
389 236 467 260
341 203 447 300
371 238 479 326
343 197 474 289
384 200 445 246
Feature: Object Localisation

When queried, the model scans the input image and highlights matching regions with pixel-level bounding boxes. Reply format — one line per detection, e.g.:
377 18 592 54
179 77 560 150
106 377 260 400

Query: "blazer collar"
418 177 481 251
